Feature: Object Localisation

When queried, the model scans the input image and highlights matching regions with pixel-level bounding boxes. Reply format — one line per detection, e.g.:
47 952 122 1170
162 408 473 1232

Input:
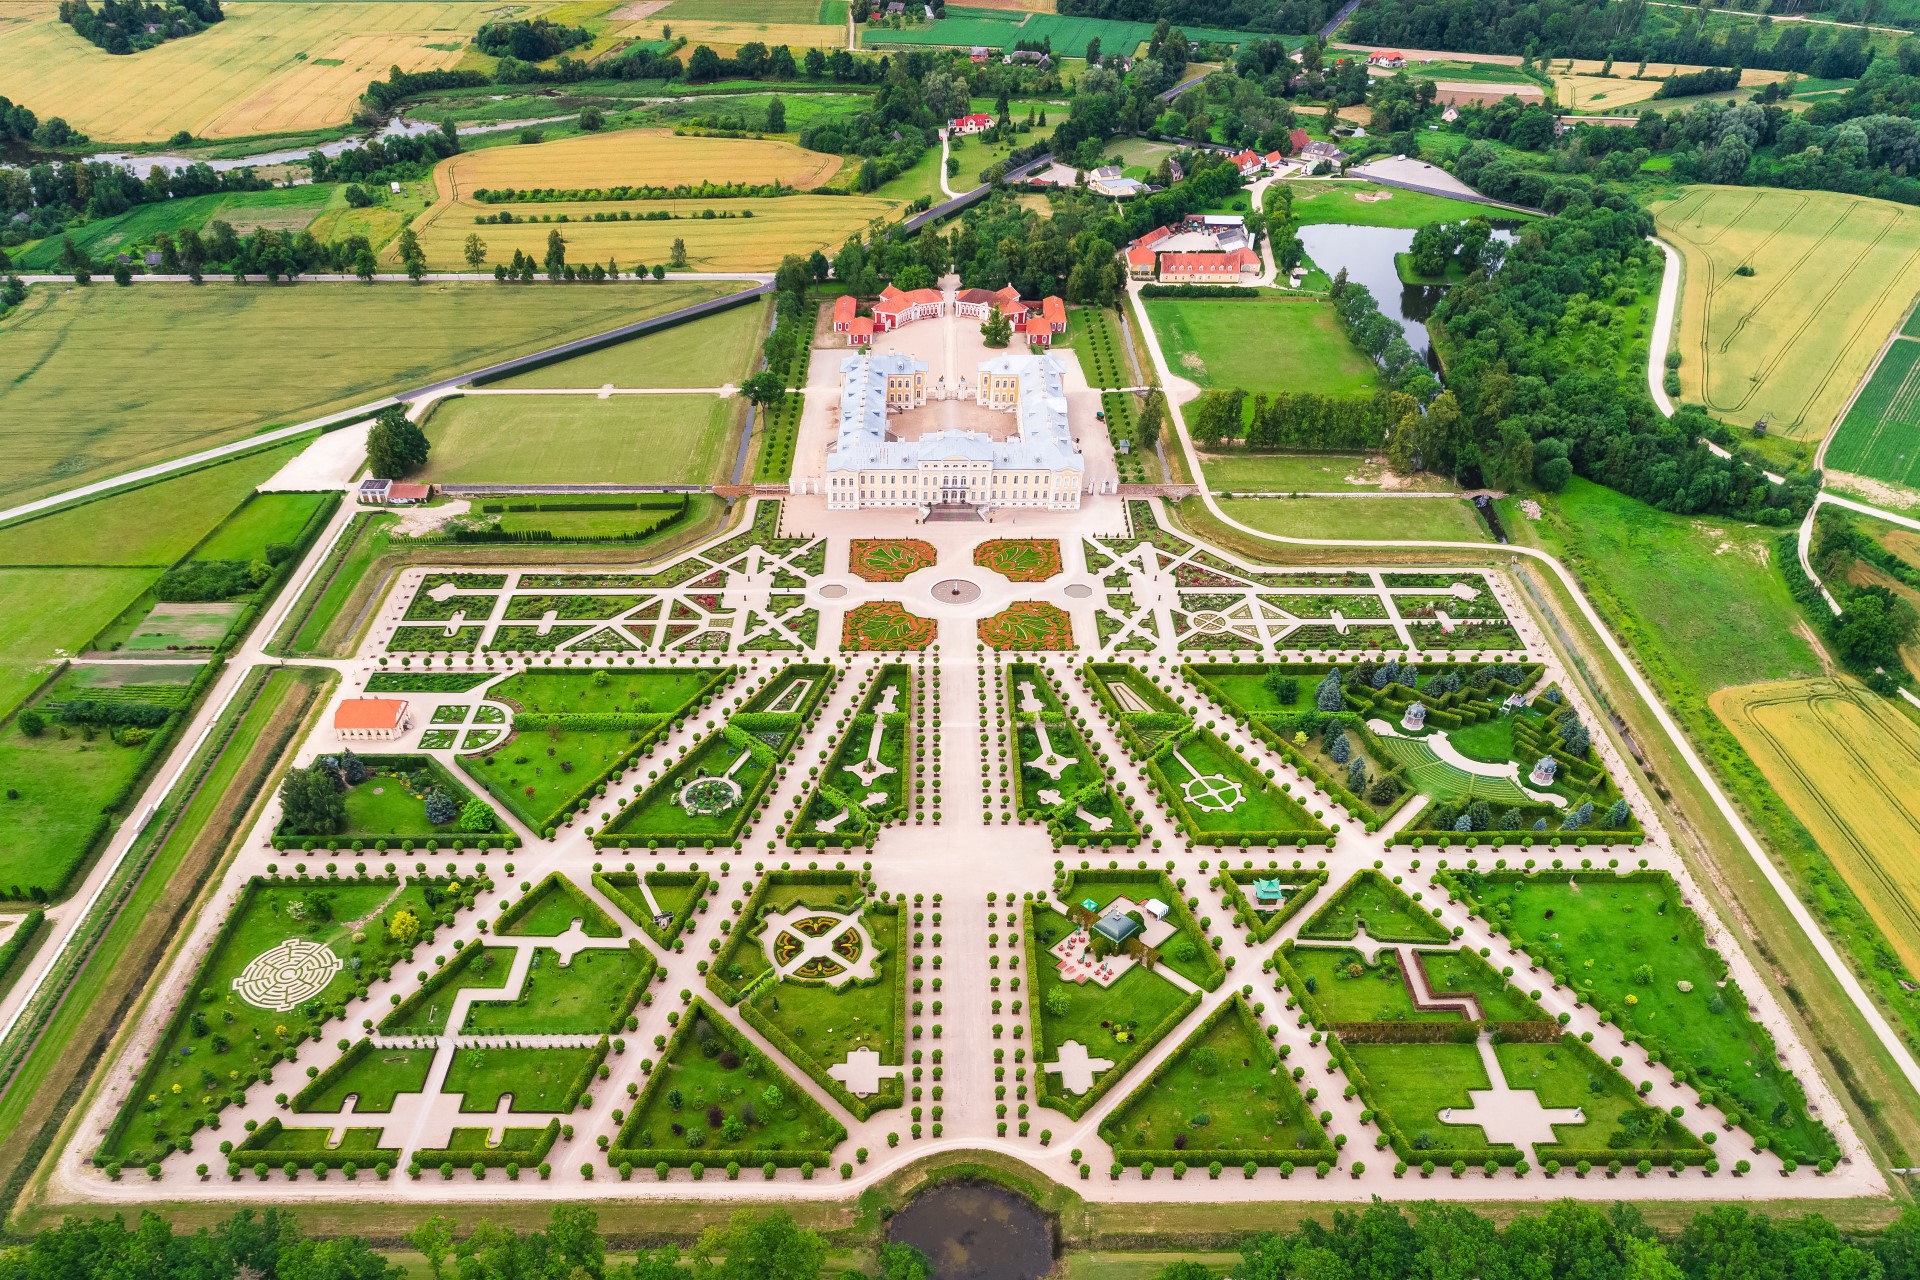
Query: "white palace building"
819 350 1088 513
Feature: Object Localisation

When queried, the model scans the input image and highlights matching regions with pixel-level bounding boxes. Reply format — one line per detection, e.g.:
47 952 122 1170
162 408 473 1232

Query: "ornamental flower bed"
974 538 1063 582
849 538 937 582
979 601 1074 650
842 601 937 651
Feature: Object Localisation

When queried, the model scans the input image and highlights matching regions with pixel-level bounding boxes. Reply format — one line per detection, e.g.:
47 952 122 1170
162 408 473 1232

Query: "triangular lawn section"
608 998 846 1169
494 871 621 937
1298 869 1450 944
593 869 711 947
380 945 516 1035
1099 996 1332 1167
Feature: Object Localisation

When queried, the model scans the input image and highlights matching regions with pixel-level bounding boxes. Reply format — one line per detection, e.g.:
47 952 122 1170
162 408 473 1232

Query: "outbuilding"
333 697 409 742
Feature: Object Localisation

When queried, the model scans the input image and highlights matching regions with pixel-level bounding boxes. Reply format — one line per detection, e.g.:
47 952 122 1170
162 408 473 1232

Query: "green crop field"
1147 297 1377 399
1825 336 1920 489
1655 185 1920 442
1214 496 1491 543
0 282 740 508
490 303 770 391
418 394 735 486
860 6 1255 55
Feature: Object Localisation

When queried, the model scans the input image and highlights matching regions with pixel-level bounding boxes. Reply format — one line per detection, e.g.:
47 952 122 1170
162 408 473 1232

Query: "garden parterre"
64 497 1865 1205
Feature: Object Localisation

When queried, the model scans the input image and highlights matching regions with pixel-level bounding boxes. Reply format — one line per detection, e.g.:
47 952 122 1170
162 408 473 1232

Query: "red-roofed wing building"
1021 314 1053 347
832 293 858 333
992 284 1030 321
1041 295 1067 335
953 287 1000 319
334 697 409 741
948 112 995 135
1124 224 1172 277
872 284 945 330
849 315 874 347
1157 248 1259 284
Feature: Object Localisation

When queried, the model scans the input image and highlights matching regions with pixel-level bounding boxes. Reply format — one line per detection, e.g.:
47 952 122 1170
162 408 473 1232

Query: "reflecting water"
1294 220 1518 362
888 1183 1053 1280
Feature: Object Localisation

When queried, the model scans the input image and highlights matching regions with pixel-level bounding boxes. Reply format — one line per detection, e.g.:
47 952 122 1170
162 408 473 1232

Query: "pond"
888 1183 1054 1280
1295 221 1519 362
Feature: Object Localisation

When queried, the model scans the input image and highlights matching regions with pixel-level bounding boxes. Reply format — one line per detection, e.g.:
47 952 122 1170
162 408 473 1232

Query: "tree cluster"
0 159 268 249
57 0 221 55
366 405 430 480
1331 273 1440 401
1806 506 1920 686
1058 0 1341 37
308 122 460 186
1430 201 1815 519
472 17 591 61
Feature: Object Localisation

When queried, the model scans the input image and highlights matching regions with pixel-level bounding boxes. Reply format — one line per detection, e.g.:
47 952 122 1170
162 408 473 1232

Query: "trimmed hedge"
1219 868 1326 942
707 870 862 1006
1297 868 1450 944
594 869 709 946
233 1116 402 1171
494 871 620 936
414 1118 561 1170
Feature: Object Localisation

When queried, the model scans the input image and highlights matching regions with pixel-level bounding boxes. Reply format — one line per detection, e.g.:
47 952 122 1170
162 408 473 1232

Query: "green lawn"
1290 946 1462 1023
498 873 621 937
1155 729 1325 837
382 945 514 1035
1418 947 1548 1022
616 1001 843 1164
1522 478 1818 692
1285 180 1527 229
490 301 769 390
1495 1038 1702 1160
1148 296 1376 398
1298 869 1449 943
747 904 904 1104
1200 452 1415 493
465 721 661 832
1101 998 1327 1163
1446 715 1516 763
1215 497 1491 543
419 393 735 486
107 877 452 1164
460 944 650 1035
606 731 774 840
1348 1041 1498 1150
284 756 499 843
490 667 723 716
799 665 912 833
191 491 331 561
444 1045 599 1112
298 1045 434 1113
1459 871 1834 1162
596 870 707 947
0 281 738 508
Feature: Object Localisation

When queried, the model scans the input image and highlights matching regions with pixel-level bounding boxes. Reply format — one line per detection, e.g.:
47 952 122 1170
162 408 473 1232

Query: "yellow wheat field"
0 1 544 141
408 128 879 269
1713 677 1920 978
1657 185 1920 440
434 128 846 195
1556 66 1787 112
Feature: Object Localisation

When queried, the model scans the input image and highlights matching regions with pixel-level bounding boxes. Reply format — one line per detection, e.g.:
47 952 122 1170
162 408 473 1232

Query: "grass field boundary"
465 285 771 388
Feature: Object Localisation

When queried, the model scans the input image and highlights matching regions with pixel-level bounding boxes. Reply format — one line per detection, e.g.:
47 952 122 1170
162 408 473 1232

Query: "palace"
822 350 1085 512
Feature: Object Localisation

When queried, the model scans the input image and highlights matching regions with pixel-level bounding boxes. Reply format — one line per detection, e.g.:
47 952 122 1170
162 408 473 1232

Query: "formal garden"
980 602 1074 650
1100 996 1332 1171
596 664 831 849
974 539 1063 583
789 665 915 847
1297 869 1451 944
98 874 483 1169
495 872 621 938
463 666 734 836
1437 867 1839 1165
460 942 656 1037
842 601 937 652
595 868 712 948
274 752 505 850
849 539 936 582
609 1000 846 1172
1007 663 1137 845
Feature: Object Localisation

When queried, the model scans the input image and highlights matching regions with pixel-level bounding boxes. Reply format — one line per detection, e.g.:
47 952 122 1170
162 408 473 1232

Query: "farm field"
408 129 888 270
416 393 735 485
1654 185 1920 441
1825 336 1920 490
1284 181 1521 229
0 1 512 142
859 6 1256 54
1714 677 1920 979
1145 296 1377 399
1214 496 1490 542
0 282 740 508
491 302 769 390
1555 66 1786 112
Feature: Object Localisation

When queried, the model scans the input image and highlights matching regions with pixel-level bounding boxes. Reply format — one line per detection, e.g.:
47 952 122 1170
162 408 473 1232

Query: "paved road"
1124 282 1920 1103
0 281 770 527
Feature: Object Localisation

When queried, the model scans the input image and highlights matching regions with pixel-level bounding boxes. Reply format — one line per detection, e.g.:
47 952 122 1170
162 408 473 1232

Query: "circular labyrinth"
1064 583 1093 599
233 939 343 1011
818 584 849 600
1181 772 1245 813
1190 611 1229 634
679 775 742 816
931 578 981 604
